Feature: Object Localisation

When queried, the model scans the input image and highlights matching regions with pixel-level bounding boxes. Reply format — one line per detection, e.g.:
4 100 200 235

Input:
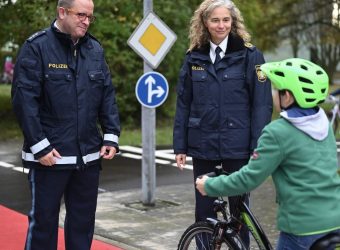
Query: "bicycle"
177 166 340 250
326 95 340 136
310 232 340 250
177 166 273 250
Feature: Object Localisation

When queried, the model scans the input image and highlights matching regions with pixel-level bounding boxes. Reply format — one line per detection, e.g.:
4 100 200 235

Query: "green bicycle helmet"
260 58 329 108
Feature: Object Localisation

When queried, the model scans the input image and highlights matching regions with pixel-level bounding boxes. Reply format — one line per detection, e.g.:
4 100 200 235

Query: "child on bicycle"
196 58 340 250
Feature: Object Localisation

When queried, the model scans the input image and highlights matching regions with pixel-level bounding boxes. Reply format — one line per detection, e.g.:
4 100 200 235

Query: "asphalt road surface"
1 139 339 216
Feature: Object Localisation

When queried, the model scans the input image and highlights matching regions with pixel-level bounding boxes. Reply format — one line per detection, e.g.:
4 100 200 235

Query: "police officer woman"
173 0 272 245
11 0 120 249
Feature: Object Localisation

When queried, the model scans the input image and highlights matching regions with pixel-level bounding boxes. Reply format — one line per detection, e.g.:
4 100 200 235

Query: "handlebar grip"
197 165 226 179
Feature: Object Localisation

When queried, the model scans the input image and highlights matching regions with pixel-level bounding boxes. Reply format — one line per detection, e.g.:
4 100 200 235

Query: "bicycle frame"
240 201 273 250
202 167 274 249
206 198 273 250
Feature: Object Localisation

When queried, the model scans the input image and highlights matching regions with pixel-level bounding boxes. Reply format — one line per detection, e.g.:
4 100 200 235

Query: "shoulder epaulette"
88 33 101 46
27 30 46 42
244 42 255 50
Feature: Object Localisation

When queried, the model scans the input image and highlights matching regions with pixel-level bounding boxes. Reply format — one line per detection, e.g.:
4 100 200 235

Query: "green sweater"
205 117 340 235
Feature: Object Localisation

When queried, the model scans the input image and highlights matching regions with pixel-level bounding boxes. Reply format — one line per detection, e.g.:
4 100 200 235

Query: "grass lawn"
1 83 339 143
0 84 22 141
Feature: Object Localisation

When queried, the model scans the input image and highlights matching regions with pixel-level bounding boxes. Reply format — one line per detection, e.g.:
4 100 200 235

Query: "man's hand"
38 149 61 167
100 146 117 159
195 175 209 196
175 154 186 170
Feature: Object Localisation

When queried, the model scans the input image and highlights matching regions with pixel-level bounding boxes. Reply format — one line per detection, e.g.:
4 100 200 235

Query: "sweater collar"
280 107 329 141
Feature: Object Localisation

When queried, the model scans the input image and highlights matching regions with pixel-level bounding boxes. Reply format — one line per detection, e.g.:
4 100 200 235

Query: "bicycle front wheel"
178 221 244 250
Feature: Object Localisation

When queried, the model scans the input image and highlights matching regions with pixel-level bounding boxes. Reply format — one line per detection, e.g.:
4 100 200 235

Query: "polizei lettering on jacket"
48 63 68 69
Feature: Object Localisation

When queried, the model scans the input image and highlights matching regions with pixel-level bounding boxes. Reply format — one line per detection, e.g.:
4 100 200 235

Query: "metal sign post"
127 0 176 206
142 0 155 205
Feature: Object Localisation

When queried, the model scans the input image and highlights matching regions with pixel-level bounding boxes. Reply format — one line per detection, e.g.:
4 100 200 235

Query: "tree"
0 0 268 127
255 0 340 84
303 0 340 84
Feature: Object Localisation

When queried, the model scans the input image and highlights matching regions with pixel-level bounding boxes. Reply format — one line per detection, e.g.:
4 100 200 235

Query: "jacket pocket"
227 116 250 129
192 70 208 104
44 72 72 84
192 70 208 82
43 73 74 112
88 70 105 109
222 73 247 103
88 70 105 86
187 117 201 148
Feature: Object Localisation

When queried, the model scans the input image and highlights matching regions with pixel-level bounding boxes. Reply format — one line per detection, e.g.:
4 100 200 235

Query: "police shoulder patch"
27 30 46 42
255 65 267 82
244 42 254 48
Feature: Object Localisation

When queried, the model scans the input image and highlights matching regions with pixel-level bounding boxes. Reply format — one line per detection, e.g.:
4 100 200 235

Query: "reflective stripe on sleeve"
82 151 101 164
22 151 101 165
30 138 50 154
103 134 119 143
22 151 77 165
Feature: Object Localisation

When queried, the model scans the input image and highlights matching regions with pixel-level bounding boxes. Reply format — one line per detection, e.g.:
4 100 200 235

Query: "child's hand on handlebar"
195 175 210 196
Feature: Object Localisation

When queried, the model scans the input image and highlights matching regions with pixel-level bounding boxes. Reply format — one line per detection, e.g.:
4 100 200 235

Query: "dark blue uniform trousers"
25 165 100 250
193 158 250 247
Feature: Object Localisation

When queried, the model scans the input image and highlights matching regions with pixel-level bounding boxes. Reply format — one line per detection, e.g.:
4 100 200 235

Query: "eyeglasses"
66 8 96 23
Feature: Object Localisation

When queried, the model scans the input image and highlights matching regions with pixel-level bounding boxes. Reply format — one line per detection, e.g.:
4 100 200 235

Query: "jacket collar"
190 32 245 61
50 19 89 47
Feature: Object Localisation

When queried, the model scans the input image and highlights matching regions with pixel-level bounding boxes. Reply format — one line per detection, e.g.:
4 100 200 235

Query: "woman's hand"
175 154 187 170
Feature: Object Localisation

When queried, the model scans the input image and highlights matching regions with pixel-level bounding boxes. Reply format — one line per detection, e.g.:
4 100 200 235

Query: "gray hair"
57 0 74 8
188 0 251 51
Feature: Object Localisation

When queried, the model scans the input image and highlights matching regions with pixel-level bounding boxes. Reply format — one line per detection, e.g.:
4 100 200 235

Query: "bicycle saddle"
310 232 340 250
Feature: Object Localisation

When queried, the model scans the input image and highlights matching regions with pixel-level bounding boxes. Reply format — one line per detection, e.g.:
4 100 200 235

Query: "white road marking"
0 161 15 168
121 153 142 159
119 146 193 168
1 144 338 174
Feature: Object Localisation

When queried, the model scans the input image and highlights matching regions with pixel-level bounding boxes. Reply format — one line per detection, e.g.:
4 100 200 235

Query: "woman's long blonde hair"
188 0 251 51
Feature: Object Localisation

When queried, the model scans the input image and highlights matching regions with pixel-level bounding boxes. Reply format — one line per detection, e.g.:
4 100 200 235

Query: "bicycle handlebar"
198 166 229 179
327 94 340 103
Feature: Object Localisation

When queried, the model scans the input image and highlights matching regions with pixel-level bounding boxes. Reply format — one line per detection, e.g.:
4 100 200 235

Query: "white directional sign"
135 72 169 108
127 12 177 69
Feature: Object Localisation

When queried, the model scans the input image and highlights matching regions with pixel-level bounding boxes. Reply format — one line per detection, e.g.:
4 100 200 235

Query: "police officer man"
11 0 120 249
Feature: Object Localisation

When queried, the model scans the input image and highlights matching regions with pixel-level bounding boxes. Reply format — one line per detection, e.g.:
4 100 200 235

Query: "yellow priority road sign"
128 12 177 69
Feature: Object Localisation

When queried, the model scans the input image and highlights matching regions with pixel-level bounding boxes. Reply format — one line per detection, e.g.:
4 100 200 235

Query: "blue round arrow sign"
135 72 169 108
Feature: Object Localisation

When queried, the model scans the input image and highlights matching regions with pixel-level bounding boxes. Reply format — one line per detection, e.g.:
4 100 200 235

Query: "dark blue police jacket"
12 21 120 169
173 33 272 160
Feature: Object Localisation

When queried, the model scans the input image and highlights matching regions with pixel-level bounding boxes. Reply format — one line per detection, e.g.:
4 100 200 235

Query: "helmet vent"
306 98 316 102
286 62 292 66
274 71 285 77
298 76 313 84
302 88 314 93
316 70 324 75
321 88 327 94
300 65 308 71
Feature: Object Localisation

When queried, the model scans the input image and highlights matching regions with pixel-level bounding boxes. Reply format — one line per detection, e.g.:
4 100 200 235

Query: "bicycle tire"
177 221 245 250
